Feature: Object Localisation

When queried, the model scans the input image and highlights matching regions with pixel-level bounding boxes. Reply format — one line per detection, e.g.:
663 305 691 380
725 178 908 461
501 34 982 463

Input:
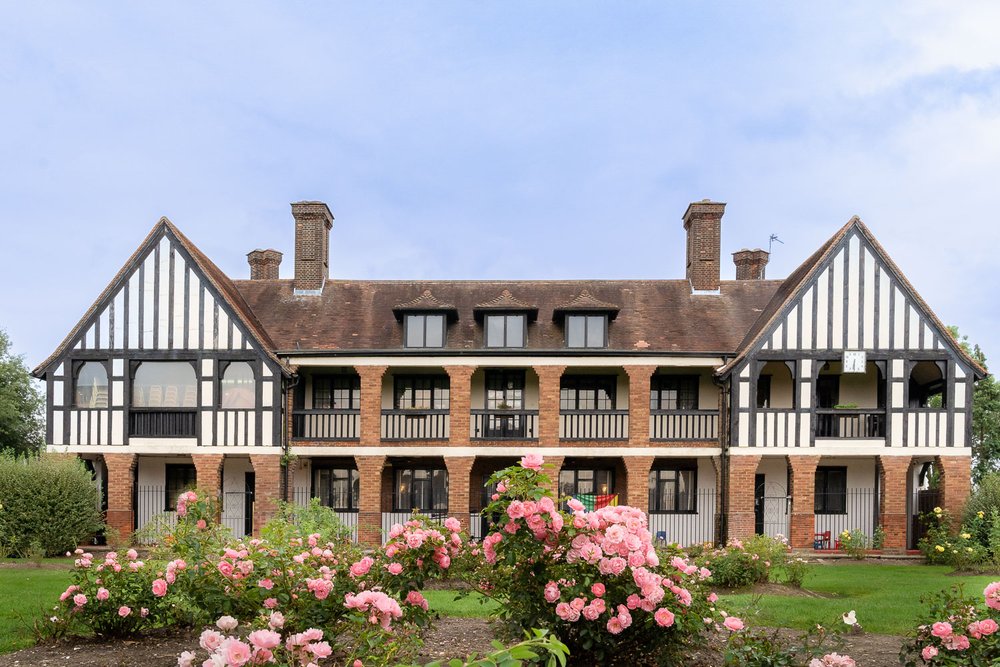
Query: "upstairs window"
560 375 616 411
405 314 446 348
565 315 607 348
394 375 450 410
74 361 109 408
651 376 699 411
220 362 255 409
485 314 526 348
313 375 360 410
132 361 197 408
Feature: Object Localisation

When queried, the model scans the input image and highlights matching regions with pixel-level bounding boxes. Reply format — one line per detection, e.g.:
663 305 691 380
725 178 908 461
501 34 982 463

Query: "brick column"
103 453 137 540
355 455 387 546
623 456 654 513
445 456 475 531
787 455 820 549
192 454 224 499
543 455 565 499
726 454 760 542
445 366 476 445
937 455 971 525
625 366 657 445
711 455 724 545
355 365 388 446
534 365 565 446
878 455 912 551
250 455 282 535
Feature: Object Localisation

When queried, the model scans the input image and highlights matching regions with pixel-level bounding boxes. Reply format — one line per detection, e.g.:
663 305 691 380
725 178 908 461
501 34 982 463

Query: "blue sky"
2 2 999 367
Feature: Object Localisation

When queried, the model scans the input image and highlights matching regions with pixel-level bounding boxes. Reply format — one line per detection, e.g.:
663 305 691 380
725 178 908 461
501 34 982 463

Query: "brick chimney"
247 249 283 280
291 201 334 294
682 200 724 292
732 248 769 280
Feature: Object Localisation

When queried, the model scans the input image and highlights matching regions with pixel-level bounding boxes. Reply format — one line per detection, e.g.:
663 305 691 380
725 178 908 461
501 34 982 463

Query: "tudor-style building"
33 200 984 550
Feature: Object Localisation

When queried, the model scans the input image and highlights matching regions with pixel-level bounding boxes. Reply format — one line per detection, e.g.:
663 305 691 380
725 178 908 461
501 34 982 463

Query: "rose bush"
900 581 1000 665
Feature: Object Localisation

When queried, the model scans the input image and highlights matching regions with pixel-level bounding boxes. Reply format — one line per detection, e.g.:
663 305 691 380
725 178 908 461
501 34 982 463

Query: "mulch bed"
0 617 906 667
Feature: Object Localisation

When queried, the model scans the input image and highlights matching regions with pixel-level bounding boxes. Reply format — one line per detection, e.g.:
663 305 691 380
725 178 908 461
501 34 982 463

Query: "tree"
0 330 43 455
947 326 1000 484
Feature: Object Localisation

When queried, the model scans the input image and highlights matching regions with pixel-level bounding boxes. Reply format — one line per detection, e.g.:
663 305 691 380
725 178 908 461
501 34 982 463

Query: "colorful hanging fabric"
573 494 619 511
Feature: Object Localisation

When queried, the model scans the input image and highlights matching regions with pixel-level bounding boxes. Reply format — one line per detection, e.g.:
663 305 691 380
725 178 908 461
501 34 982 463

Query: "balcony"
292 409 361 440
129 409 197 438
815 409 886 438
650 410 719 441
560 410 629 440
471 409 538 440
381 409 449 440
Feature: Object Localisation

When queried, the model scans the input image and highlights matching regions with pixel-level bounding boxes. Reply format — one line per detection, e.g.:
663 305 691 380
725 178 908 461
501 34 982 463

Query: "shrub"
0 453 102 556
899 582 1000 666
723 621 850 667
700 534 789 589
837 530 868 560
261 498 355 545
918 508 987 568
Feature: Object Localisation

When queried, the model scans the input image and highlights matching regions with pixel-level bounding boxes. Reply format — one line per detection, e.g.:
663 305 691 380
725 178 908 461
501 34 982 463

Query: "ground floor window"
648 465 697 513
814 466 847 514
394 467 448 512
313 465 359 510
165 463 196 512
559 468 615 499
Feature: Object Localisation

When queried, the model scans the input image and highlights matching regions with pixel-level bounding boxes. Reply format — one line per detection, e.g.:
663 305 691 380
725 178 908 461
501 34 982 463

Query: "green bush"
0 453 103 556
965 473 1000 555
261 498 355 544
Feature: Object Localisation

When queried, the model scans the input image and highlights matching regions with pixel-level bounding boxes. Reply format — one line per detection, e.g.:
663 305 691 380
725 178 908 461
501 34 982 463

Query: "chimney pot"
291 201 334 293
247 249 283 280
732 248 770 280
682 200 725 292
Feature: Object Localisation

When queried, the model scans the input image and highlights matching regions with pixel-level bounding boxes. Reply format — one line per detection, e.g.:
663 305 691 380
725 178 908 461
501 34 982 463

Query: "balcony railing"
292 409 361 440
815 409 886 438
381 409 449 440
650 410 719 441
471 409 538 440
129 409 197 438
560 410 629 440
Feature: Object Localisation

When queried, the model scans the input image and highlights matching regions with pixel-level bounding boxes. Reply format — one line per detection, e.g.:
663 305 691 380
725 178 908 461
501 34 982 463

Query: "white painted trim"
47 444 279 455
286 355 726 368
291 446 723 457
731 445 971 457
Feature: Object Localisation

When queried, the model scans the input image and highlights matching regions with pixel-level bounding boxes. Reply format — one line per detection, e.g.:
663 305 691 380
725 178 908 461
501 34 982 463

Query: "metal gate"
755 480 790 539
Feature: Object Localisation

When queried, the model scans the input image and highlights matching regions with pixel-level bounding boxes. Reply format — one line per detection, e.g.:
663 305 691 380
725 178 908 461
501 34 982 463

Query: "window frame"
814 466 848 515
560 375 617 411
73 360 109 409
312 374 361 410
393 466 449 512
484 313 527 348
558 467 616 498
165 463 197 513
219 361 256 410
650 375 699 411
130 360 199 410
565 314 608 349
393 375 451 410
648 462 698 514
403 313 447 348
311 464 359 511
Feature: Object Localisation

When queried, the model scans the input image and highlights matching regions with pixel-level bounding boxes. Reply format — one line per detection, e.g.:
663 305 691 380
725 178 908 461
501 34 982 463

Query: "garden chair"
813 530 831 550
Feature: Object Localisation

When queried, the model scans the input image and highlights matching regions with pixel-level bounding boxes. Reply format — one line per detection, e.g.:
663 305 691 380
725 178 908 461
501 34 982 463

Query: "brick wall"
355 455 387 546
250 455 282 535
533 365 565 446
104 453 137 540
445 366 475 445
626 366 656 445
787 455 819 548
445 456 475 529
247 249 282 280
732 249 769 280
623 456 654 511
355 365 388 446
682 200 724 291
878 455 912 551
937 456 971 525
292 201 333 292
192 454 224 499
726 455 760 541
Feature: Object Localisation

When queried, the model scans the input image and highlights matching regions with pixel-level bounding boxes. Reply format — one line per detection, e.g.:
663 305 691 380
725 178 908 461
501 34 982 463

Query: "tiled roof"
552 289 622 320
473 290 539 320
391 290 459 320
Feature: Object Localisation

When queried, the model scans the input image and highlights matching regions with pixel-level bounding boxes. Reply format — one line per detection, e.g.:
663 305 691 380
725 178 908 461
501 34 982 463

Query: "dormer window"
485 314 526 348
566 314 607 348
405 314 446 348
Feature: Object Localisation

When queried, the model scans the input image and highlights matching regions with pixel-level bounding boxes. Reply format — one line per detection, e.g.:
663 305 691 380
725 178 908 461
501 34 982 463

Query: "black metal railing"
221 490 254 537
381 409 449 440
292 409 361 440
650 410 719 440
381 510 449 544
129 410 197 437
815 409 886 438
133 486 177 544
290 488 359 541
813 488 878 546
471 409 538 440
560 410 629 440
648 489 717 547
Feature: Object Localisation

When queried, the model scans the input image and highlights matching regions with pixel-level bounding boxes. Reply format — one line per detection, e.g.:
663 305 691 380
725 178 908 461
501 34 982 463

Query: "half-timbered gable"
721 218 985 451
33 219 285 451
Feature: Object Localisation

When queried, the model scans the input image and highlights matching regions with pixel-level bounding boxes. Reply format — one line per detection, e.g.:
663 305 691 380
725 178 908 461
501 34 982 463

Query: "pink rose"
708 592 719 603
151 578 168 597
386 562 403 575
444 517 461 532
258 578 274 590
723 616 744 632
654 608 675 627
117 605 131 617
72 594 87 607
247 629 281 650
591 583 606 597
216 615 239 632
931 621 953 638
225 639 252 666
263 597 278 609
308 641 333 659
199 629 224 651
986 581 1000 610
196 519 207 530
607 616 624 634
520 453 544 470
979 618 999 635
921 646 937 661
96 587 110 601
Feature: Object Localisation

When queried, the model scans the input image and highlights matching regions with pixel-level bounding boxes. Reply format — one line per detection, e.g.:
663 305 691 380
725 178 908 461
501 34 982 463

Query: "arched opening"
132 361 198 408
221 362 255 409
756 361 795 409
74 361 108 408
909 361 947 408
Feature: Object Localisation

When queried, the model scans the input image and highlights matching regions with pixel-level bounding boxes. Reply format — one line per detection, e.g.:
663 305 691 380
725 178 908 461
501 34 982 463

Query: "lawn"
0 562 76 653
719 562 999 635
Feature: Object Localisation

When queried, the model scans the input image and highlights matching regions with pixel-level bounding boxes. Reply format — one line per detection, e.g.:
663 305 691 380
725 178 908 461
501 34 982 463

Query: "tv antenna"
768 234 784 254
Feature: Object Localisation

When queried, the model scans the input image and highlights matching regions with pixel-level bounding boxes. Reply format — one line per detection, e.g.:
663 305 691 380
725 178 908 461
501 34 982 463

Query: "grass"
424 589 498 618
0 563 75 652
719 563 999 635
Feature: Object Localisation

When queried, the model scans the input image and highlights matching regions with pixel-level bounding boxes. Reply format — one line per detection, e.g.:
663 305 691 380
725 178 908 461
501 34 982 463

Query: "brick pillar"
103 454 137 540
250 455 282 536
543 455 565 499
445 366 476 445
878 455 912 551
355 366 388 446
711 455 724 545
626 366 657 445
623 456 654 513
937 455 971 526
355 455 387 546
534 365 565 446
445 456 475 531
192 454 224 499
787 456 820 549
726 455 760 542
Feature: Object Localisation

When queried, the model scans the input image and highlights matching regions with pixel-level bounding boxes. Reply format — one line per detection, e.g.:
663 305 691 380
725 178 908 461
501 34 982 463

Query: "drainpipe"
281 371 300 503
